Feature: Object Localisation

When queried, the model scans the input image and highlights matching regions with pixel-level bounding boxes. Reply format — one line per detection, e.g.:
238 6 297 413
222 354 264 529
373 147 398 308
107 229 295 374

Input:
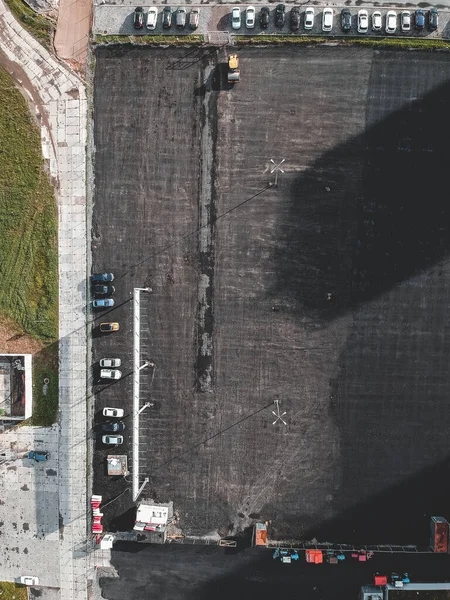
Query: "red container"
430 517 449 553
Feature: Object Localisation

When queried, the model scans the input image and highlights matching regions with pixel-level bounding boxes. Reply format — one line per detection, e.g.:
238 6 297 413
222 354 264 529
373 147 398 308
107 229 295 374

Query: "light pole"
270 159 285 187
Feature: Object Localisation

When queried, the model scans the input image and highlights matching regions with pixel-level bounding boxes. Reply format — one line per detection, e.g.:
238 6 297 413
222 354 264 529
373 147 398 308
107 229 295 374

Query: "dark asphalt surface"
101 542 450 600
92 46 450 545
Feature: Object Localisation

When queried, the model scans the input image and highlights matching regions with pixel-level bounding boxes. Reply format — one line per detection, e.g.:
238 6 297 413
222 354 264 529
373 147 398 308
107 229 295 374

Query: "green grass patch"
93 33 450 51
0 582 28 600
30 343 59 426
0 67 58 342
4 0 54 51
237 35 450 50
93 34 204 46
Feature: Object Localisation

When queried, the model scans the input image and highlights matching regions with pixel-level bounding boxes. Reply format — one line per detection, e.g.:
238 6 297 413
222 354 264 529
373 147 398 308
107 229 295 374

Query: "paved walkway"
0 2 89 600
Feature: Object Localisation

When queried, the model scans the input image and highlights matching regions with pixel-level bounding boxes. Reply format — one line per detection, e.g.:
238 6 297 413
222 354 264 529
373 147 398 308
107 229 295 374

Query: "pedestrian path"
0 3 89 600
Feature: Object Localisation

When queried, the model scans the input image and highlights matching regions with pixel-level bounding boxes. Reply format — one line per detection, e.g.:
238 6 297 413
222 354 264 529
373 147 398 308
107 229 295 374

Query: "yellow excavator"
227 54 240 84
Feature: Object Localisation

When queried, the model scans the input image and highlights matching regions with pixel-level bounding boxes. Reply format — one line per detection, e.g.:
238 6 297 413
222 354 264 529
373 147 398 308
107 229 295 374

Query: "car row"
101 406 125 444
229 4 439 32
92 270 124 444
134 5 200 30
92 272 115 308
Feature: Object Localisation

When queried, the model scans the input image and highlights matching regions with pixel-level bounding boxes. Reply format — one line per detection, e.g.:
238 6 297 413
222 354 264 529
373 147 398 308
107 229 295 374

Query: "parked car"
92 298 114 309
19 577 39 586
189 8 200 29
304 7 314 29
102 435 123 445
357 10 368 33
428 7 438 30
147 7 158 30
385 10 397 33
372 10 382 30
133 6 144 29
246 5 256 28
290 7 300 31
322 8 333 31
100 358 121 368
94 284 115 295
162 6 172 28
341 9 351 32
103 407 124 418
401 10 411 32
92 272 114 282
259 6 270 28
101 421 125 433
100 369 122 380
275 3 285 27
176 6 186 27
415 9 425 29
231 6 241 29
26 451 49 462
100 322 119 332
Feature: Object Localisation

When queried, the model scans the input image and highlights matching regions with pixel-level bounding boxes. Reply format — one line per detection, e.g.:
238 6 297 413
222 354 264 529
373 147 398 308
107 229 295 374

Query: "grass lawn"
4 0 54 51
0 68 59 425
0 582 27 600
0 67 58 343
30 343 59 426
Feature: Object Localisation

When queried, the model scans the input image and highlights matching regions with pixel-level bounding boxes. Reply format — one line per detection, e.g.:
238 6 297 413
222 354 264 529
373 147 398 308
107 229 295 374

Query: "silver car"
401 10 411 32
102 435 123 445
386 10 397 33
231 6 241 29
322 7 333 31
176 6 186 27
304 7 314 29
100 368 122 380
372 11 382 31
100 358 121 368
357 9 368 33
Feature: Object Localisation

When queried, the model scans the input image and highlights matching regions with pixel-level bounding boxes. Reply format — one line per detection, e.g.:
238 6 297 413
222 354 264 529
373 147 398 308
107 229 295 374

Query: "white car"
322 8 333 32
103 407 124 418
100 369 122 380
304 7 314 29
357 9 368 33
231 6 241 29
372 10 382 31
100 358 121 368
102 435 123 445
386 10 397 33
401 10 411 32
246 5 255 28
19 576 39 586
147 7 157 30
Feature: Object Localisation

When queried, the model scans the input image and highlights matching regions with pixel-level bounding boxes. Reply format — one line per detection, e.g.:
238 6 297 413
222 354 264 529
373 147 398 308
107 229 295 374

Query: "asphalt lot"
93 4 450 38
101 543 450 600
93 46 450 544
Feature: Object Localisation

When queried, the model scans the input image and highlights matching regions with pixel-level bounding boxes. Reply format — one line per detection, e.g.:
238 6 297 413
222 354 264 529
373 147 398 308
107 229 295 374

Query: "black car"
162 6 172 28
415 9 425 29
259 6 270 28
341 9 351 31
133 6 144 29
428 7 438 30
101 421 125 433
94 284 115 296
275 3 285 27
290 7 300 31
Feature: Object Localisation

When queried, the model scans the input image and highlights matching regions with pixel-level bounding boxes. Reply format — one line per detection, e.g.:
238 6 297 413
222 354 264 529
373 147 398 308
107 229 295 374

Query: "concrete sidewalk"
0 3 89 600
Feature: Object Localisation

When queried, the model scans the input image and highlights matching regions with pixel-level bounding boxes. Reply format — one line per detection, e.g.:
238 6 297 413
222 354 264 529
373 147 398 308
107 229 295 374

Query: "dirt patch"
0 315 45 355
54 0 91 71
